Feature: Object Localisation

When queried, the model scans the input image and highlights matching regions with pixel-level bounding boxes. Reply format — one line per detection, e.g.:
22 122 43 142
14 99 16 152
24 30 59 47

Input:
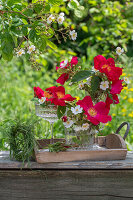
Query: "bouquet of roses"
55 54 128 133
33 52 128 133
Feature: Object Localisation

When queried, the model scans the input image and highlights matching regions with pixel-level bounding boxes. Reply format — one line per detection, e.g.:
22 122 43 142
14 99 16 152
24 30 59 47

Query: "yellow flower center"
29 47 33 51
57 92 65 99
72 33 76 37
83 124 87 128
102 83 107 87
44 91 52 98
117 49 121 53
18 51 22 55
102 64 111 72
76 108 79 112
88 107 97 117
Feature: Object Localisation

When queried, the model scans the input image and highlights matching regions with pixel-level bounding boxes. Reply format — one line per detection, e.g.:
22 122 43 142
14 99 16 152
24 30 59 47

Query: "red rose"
33 87 44 99
77 96 112 125
46 86 76 106
70 56 78 66
94 55 122 81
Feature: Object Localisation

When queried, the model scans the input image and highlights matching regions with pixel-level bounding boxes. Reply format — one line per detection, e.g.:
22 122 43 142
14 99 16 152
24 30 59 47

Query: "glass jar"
65 127 96 150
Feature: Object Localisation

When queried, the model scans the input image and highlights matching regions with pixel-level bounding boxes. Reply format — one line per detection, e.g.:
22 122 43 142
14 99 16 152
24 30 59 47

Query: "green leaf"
31 98 39 103
48 0 63 5
71 70 92 82
29 29 37 42
91 76 101 93
7 0 21 6
10 26 22 36
37 37 46 51
44 4 50 13
23 9 33 17
47 40 57 50
34 4 43 13
1 32 14 61
68 0 79 9
21 26 28 36
57 106 66 119
22 19 28 25
32 0 38 3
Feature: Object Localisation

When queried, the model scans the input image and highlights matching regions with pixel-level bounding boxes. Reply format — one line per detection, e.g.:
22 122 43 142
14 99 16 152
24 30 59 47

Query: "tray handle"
115 122 130 140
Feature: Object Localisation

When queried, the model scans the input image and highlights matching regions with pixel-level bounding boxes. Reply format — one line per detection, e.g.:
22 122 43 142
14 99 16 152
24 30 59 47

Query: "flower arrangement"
33 50 128 149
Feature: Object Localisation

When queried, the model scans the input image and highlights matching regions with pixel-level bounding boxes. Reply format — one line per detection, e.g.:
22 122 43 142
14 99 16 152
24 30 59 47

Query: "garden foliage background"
0 0 133 150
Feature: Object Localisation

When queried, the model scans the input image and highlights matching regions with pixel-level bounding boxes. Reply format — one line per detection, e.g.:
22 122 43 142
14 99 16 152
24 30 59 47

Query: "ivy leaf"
91 76 101 93
71 70 92 82
48 0 63 5
57 106 66 119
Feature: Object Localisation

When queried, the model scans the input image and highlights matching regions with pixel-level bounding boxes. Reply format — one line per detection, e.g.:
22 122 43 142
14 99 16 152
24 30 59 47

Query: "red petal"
77 96 93 110
107 67 122 81
33 86 44 99
96 114 112 123
56 86 65 95
105 94 119 107
53 99 66 106
111 80 123 94
56 66 60 70
46 86 57 93
94 102 110 115
71 56 78 66
56 73 69 85
107 58 115 68
62 94 76 101
84 112 100 125
94 55 107 71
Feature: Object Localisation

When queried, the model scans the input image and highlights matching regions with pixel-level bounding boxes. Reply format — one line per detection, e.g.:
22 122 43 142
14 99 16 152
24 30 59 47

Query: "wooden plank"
0 151 133 169
0 170 133 200
35 149 127 163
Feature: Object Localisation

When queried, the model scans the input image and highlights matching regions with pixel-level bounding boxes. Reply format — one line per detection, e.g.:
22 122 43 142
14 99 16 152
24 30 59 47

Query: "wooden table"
0 151 133 200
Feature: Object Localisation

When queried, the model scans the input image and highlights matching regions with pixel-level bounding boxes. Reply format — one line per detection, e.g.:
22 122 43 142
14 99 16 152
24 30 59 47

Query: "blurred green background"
0 0 133 150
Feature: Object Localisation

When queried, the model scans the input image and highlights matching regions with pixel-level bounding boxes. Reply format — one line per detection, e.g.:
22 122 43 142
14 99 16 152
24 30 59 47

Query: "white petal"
59 12 64 16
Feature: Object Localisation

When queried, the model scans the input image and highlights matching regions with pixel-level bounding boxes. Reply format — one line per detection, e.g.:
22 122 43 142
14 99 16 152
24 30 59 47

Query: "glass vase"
66 127 105 150
35 104 58 143
65 127 95 150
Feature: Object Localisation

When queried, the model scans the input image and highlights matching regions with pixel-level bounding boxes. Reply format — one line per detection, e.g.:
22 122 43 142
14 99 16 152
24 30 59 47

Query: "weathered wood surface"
1 151 133 169
1 151 133 200
0 170 133 200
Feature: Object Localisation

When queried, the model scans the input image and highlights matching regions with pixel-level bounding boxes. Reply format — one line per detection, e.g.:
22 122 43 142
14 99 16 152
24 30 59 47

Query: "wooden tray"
34 134 127 163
